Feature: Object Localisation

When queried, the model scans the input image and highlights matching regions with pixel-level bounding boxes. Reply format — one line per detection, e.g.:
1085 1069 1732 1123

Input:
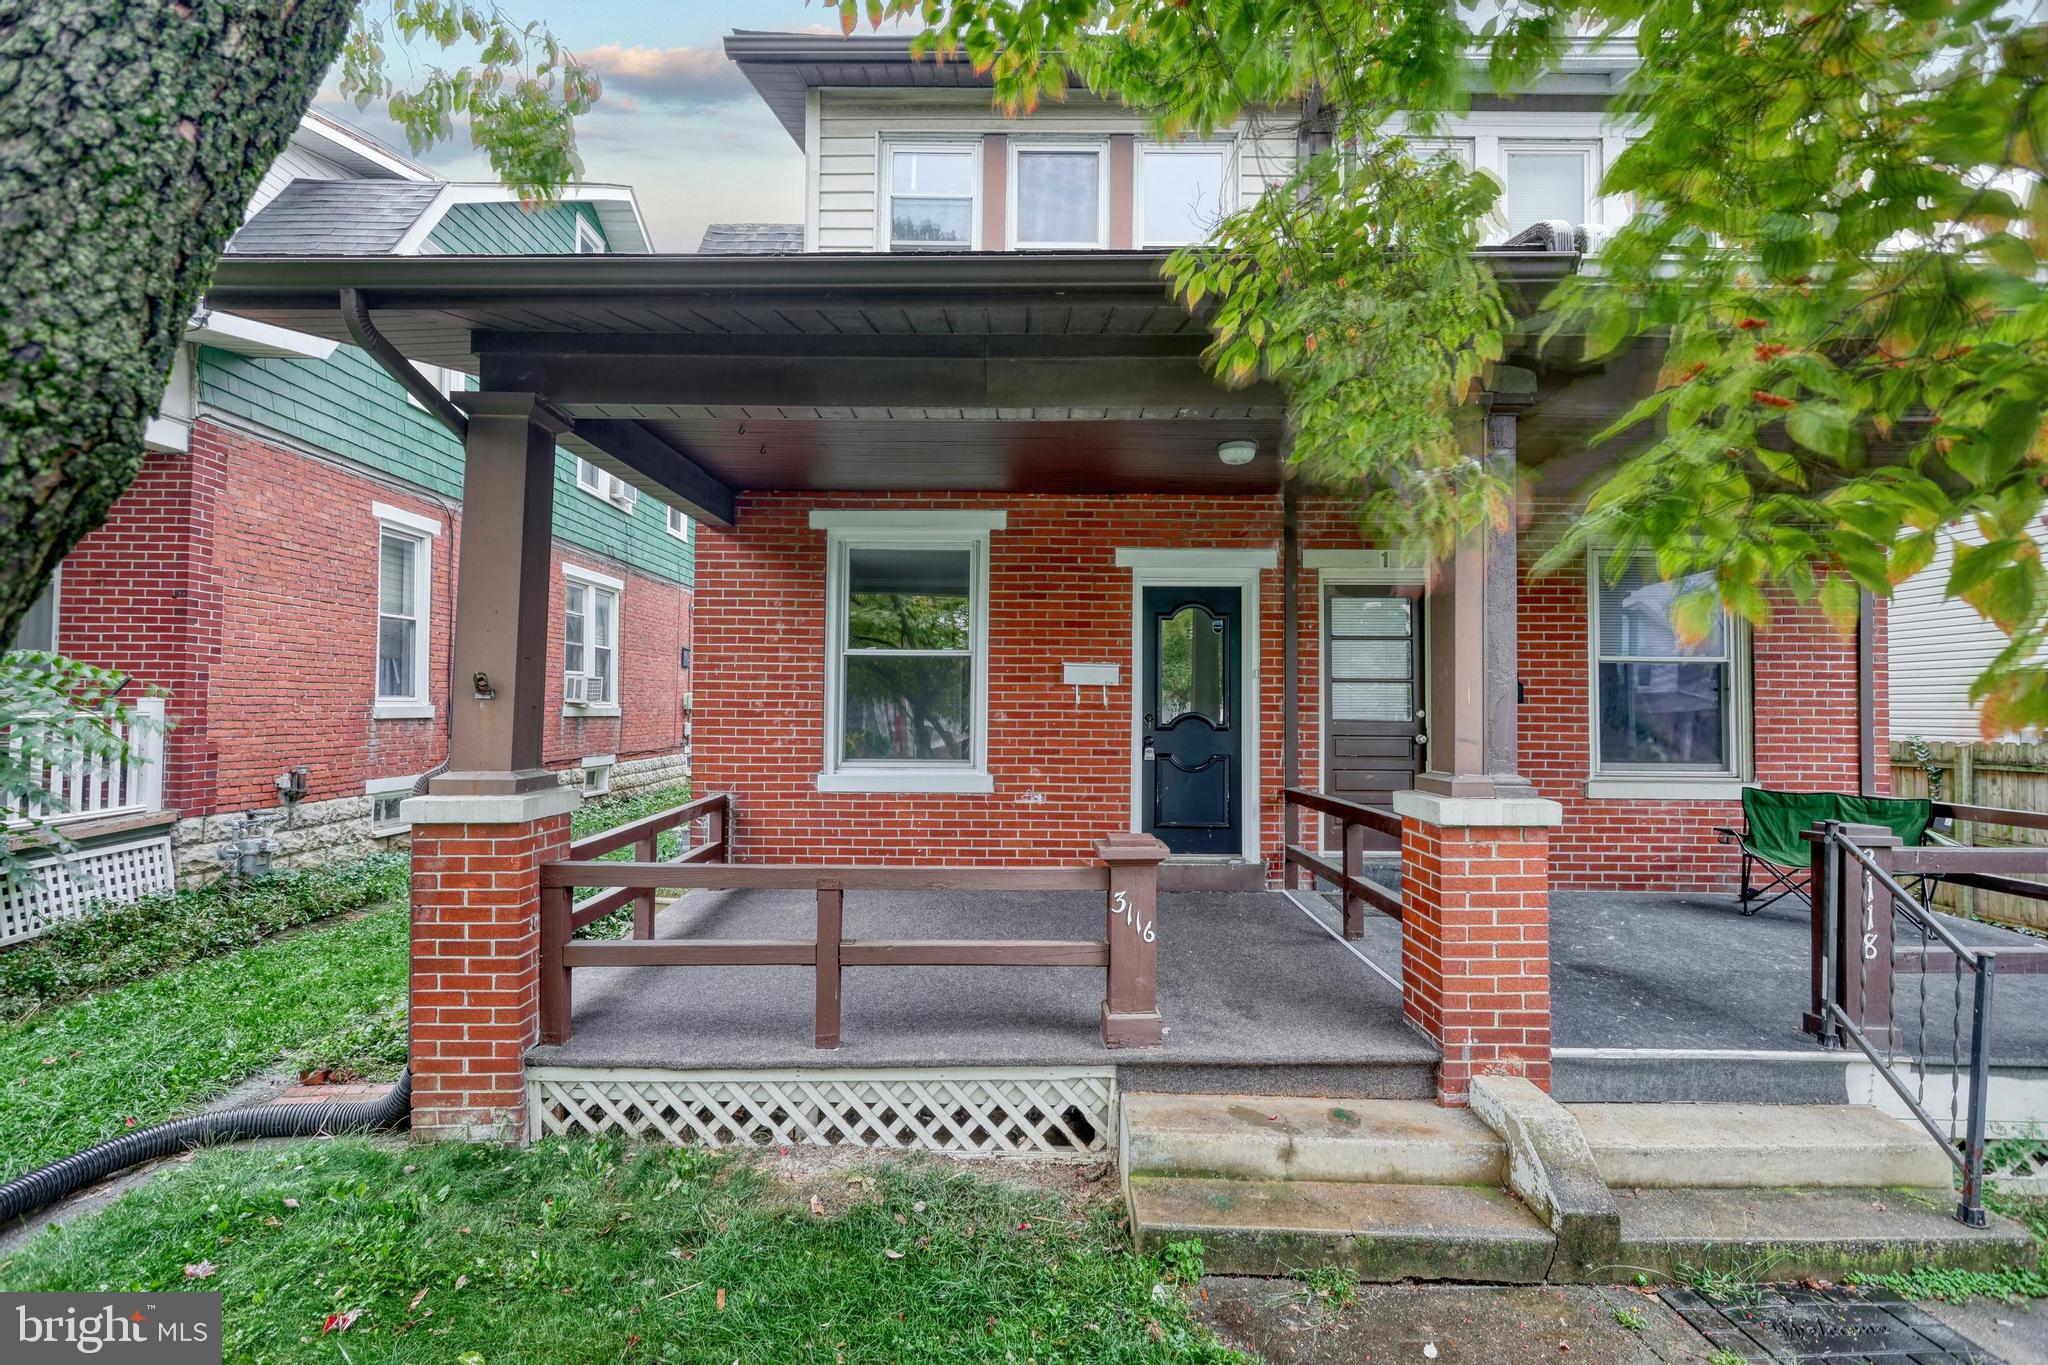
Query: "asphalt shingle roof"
696 222 805 255
228 180 445 255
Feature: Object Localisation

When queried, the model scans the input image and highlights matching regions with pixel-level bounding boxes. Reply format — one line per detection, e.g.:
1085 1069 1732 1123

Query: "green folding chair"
1715 789 1935 916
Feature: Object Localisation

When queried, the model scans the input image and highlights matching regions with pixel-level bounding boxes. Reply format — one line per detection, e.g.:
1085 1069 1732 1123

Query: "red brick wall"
695 492 1882 891
1399 817 1552 1102
59 419 693 819
57 436 227 812
408 812 567 1140
695 492 1293 867
1519 565 1886 890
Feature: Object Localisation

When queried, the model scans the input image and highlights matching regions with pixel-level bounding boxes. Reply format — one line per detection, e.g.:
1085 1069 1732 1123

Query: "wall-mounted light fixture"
1217 439 1258 466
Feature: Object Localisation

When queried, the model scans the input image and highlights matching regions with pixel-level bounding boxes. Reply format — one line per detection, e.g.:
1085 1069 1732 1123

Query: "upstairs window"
10 573 57 653
1137 145 1229 246
1012 143 1106 248
1502 143 1595 234
885 145 976 250
1590 552 1743 775
666 505 692 541
574 218 605 254
574 458 637 510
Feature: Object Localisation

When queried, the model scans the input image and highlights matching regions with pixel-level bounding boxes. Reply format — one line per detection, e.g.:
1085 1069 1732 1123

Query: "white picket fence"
4 696 166 830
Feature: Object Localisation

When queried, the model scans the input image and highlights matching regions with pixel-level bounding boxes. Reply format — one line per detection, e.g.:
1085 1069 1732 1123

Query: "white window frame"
1135 139 1237 247
581 753 616 796
1498 139 1600 236
574 217 605 254
372 503 440 720
879 139 981 252
574 457 637 511
813 510 1003 794
365 774 418 836
10 566 60 654
1008 139 1110 249
1584 549 1751 800
666 505 692 541
562 564 624 717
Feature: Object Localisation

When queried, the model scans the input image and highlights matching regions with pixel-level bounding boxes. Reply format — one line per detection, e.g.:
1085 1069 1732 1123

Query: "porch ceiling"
203 249 1588 507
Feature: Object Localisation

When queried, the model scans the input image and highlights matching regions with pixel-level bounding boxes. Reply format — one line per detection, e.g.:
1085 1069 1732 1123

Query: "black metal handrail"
1817 820 1998 1227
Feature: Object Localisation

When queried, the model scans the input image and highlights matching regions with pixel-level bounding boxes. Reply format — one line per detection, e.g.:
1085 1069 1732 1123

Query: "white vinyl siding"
1889 529 2039 741
813 92 1296 251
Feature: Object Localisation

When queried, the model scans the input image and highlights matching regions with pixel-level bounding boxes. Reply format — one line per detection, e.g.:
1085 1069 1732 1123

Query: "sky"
313 2 871 251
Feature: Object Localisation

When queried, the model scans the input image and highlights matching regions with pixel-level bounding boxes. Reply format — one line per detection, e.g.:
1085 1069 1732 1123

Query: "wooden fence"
1279 787 1402 937
1891 739 2048 930
540 800 1170 1051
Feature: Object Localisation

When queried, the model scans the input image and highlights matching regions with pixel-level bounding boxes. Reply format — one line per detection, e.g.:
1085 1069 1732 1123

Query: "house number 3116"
1112 890 1155 943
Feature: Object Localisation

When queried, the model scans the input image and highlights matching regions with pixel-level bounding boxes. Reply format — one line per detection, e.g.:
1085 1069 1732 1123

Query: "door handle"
1415 733 1429 747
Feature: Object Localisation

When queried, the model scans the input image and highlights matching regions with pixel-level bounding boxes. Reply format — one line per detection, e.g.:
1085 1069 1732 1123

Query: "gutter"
339 287 467 440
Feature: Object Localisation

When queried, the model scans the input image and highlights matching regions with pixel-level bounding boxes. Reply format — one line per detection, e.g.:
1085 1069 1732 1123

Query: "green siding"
425 202 601 254
197 344 693 587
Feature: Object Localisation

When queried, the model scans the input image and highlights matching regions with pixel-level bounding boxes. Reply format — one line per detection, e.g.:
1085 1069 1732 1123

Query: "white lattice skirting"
1 835 175 946
527 1066 1118 1158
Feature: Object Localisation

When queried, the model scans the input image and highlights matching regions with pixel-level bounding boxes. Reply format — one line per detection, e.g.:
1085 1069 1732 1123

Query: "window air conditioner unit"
609 481 637 508
564 674 590 705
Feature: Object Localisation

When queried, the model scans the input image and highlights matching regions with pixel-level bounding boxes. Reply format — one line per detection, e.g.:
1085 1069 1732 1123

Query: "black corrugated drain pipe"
0 1068 412 1225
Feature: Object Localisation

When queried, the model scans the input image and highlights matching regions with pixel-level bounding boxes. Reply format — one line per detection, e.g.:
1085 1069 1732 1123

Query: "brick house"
194 32 1887 1143
6 113 693 932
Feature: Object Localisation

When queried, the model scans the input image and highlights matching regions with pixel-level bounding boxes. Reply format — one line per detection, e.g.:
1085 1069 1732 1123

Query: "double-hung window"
884 144 977 250
816 511 1001 794
666 505 692 541
1011 142 1107 248
1136 143 1230 246
1589 552 1746 786
563 565 622 713
372 503 438 719
1501 142 1596 235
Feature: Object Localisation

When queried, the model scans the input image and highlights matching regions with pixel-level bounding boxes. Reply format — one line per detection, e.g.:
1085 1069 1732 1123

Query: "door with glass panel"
1323 587 1424 853
1141 586 1242 857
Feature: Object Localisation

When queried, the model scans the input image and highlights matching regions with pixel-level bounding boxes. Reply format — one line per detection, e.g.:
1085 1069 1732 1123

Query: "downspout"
341 288 468 796
1857 588 1878 796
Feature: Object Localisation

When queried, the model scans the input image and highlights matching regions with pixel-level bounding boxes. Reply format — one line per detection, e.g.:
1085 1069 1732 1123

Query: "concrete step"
1602 1185 2039 1283
1121 1092 1505 1184
1128 1175 1556 1283
1569 1103 1955 1191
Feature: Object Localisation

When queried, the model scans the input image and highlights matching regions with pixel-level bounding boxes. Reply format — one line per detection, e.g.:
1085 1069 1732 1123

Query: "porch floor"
528 889 1436 1092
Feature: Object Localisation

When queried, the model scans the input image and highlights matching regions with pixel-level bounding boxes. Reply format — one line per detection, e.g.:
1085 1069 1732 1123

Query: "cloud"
578 44 749 110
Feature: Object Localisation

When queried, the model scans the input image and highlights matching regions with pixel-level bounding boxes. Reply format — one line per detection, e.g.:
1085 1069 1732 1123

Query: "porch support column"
1398 394 1561 1105
403 390 582 1142
1281 469 1302 887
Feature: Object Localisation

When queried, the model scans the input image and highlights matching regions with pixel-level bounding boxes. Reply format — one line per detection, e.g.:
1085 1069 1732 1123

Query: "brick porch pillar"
402 392 580 1141
1395 791 1562 1105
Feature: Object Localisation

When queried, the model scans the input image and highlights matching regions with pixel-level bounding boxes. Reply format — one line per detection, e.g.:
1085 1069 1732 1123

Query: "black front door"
1141 586 1243 856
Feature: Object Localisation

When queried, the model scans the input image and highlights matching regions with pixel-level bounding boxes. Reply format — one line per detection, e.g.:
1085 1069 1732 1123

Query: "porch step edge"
1120 1092 1505 1184
1587 1185 2040 1284
1569 1102 1957 1191
1128 1175 1555 1283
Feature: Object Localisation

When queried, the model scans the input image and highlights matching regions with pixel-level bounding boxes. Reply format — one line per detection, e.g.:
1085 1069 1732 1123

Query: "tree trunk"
0 0 356 643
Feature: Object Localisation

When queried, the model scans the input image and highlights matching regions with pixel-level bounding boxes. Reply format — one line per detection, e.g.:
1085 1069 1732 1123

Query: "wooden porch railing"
4 696 166 830
540 805 1169 1051
1279 787 1402 938
562 791 732 939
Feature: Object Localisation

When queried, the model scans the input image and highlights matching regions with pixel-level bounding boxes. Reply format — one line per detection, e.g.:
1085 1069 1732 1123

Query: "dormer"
720 29 1640 254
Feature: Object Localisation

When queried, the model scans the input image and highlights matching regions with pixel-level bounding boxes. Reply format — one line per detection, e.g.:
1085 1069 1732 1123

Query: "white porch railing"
5 696 167 829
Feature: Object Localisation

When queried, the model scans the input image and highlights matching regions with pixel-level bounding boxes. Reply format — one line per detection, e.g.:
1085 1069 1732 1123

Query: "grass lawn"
0 1137 1236 1364
0 908 409 1181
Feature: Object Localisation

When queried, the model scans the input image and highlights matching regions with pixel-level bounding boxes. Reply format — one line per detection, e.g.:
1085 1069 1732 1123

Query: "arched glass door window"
1157 603 1229 727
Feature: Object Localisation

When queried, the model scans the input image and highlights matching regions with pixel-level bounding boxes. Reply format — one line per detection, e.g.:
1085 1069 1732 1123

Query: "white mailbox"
1062 663 1120 687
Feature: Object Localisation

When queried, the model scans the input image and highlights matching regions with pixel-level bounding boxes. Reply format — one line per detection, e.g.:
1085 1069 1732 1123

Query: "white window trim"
1008 139 1110 249
574 458 637 512
1134 138 1237 248
574 218 605 254
372 510 437 721
817 518 995 795
562 564 625 717
1498 139 1600 236
878 138 982 253
365 775 419 836
580 752 617 796
665 505 692 541
1585 548 1752 798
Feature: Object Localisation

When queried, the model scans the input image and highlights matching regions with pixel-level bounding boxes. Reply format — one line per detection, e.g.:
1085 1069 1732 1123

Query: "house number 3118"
1112 890 1155 943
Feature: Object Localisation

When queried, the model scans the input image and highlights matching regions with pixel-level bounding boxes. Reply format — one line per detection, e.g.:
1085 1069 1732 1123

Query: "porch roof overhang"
204 249 1590 525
